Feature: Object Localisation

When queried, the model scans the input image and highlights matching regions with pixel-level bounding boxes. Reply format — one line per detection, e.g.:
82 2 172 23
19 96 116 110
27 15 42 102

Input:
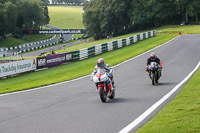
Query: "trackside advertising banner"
0 59 37 78
37 52 72 68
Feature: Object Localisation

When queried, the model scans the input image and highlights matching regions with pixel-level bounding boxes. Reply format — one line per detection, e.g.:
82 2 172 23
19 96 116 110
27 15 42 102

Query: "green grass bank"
136 67 200 133
48 6 84 38
48 6 84 29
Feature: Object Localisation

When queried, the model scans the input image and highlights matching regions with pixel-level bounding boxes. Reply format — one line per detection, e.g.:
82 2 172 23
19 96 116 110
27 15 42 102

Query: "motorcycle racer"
91 58 116 89
146 52 162 77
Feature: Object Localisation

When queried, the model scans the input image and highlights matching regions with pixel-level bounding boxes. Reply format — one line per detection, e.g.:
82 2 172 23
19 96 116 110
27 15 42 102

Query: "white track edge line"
118 61 200 133
0 35 180 97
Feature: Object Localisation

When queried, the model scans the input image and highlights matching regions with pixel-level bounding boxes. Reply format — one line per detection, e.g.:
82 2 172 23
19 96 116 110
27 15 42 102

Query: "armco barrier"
95 44 102 55
137 34 140 41
0 35 59 55
72 50 80 61
76 30 156 62
80 48 88 60
107 42 113 51
122 39 126 47
130 37 134 44
88 46 95 58
102 43 108 53
113 41 118 50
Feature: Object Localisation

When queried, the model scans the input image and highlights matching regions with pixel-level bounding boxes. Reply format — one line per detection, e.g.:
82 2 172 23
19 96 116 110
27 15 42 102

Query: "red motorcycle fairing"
107 81 112 91
96 73 104 78
97 83 107 93
97 81 112 94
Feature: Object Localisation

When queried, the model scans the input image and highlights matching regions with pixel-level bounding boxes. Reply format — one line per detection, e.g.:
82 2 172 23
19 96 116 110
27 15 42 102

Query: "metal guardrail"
77 30 156 61
0 34 60 57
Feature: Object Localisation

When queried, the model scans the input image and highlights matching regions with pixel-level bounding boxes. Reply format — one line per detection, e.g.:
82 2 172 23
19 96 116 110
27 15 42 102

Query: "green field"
155 25 200 35
48 6 84 38
48 6 84 29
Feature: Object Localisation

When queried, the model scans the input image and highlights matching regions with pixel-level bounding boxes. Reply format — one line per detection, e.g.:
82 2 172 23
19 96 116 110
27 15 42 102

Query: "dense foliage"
83 0 200 39
0 0 50 39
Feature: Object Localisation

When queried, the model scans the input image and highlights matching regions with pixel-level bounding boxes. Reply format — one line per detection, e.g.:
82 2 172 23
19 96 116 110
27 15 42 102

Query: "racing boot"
149 72 152 79
111 79 116 90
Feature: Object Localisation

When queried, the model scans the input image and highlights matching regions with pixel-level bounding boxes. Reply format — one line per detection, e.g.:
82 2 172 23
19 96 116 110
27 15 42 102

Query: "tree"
0 0 50 40
187 0 200 22
41 0 50 24
0 1 18 38
3 1 18 34
17 0 46 30
174 0 200 22
83 0 132 39
83 0 101 39
0 3 5 37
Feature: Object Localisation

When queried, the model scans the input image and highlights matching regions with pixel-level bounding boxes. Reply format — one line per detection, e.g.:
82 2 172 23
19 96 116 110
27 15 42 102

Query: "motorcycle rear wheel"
99 86 107 103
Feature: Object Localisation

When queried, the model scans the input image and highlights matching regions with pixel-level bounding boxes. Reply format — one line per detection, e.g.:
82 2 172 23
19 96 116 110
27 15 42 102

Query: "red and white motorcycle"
91 68 115 103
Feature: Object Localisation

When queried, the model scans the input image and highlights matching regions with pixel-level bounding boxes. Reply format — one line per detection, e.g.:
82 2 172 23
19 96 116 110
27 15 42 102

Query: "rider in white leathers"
91 58 115 89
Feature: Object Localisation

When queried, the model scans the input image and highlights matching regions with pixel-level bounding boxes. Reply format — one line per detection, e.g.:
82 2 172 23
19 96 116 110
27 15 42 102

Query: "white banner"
0 59 37 78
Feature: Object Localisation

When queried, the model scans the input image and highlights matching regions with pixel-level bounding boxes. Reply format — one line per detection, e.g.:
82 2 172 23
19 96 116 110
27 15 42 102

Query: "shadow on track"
157 82 177 86
107 97 135 104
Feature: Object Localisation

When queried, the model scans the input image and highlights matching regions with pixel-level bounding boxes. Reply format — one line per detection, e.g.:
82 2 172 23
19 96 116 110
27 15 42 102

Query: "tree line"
51 0 85 5
0 0 50 39
83 0 200 40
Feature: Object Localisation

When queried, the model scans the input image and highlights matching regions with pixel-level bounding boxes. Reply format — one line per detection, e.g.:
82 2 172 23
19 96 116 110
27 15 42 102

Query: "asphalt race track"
0 35 200 133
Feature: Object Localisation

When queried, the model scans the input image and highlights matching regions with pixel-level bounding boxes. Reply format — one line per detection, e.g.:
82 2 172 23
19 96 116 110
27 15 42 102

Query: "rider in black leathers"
146 52 162 77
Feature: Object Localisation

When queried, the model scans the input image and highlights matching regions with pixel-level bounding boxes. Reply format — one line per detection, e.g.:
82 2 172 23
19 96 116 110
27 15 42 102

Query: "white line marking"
0 35 180 97
119 61 200 133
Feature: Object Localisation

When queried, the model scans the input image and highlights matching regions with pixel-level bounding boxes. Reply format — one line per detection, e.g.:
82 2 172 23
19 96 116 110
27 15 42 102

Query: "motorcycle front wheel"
152 74 156 85
99 86 107 103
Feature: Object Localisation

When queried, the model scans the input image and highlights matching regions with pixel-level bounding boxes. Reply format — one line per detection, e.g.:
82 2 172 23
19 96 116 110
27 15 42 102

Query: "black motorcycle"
148 62 161 85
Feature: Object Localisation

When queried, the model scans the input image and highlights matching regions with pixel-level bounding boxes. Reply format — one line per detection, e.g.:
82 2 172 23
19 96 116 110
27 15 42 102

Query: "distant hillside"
48 6 84 29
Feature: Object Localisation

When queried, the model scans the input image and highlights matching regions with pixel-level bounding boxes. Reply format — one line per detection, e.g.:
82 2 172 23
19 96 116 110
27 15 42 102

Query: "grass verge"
136 67 200 133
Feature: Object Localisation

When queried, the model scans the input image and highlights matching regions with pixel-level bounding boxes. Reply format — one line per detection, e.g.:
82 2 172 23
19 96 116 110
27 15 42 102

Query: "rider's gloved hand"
108 73 113 78
146 66 150 72
90 74 93 81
